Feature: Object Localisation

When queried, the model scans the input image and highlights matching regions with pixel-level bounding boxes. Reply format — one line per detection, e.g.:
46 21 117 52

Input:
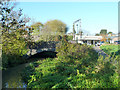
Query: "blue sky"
16 2 118 35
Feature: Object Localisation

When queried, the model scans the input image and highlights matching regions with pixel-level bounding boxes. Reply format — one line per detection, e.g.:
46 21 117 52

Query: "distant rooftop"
75 35 102 40
80 36 102 40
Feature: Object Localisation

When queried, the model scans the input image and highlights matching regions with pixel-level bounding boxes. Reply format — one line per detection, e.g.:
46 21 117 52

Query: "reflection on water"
2 63 29 88
2 52 56 88
5 82 27 88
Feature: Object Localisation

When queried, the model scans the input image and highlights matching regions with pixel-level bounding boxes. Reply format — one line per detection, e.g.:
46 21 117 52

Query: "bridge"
25 41 58 58
27 48 56 55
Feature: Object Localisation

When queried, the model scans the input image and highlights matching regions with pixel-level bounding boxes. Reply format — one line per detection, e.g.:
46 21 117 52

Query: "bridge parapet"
23 41 60 58
27 48 56 56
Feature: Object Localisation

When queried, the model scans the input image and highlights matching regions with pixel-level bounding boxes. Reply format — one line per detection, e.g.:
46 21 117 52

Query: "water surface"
2 63 29 88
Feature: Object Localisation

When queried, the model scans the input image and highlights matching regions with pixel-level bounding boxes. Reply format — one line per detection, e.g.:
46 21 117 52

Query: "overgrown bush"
21 54 119 88
66 35 73 41
100 45 120 57
21 36 119 88
2 34 29 68
56 37 98 65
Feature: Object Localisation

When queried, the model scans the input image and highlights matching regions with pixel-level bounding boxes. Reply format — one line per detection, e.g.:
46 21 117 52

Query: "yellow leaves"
77 69 80 75
92 71 95 74
77 69 86 77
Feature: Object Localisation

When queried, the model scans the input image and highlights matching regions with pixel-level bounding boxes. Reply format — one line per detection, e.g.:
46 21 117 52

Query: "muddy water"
2 63 30 88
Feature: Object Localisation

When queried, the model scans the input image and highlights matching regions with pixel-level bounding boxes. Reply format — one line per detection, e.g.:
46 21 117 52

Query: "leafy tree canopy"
95 33 100 36
108 32 113 34
100 29 107 35
31 22 43 35
0 0 33 68
44 19 68 35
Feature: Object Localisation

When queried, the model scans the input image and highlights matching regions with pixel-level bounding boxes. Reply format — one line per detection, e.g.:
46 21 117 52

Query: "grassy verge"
100 44 120 57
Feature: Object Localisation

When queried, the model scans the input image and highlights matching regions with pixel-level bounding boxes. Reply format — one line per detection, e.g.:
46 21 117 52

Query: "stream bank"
2 51 57 88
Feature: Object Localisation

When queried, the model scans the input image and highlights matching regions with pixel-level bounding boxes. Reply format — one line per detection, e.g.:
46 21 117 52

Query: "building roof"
79 36 102 40
106 36 118 39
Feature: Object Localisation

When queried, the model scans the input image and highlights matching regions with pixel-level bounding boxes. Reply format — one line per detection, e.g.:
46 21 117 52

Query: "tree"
101 35 107 42
108 32 112 34
1 0 32 42
66 35 73 41
108 38 111 43
95 33 100 36
36 19 67 42
31 22 43 35
54 35 62 41
0 0 32 68
108 32 113 36
44 20 68 35
100 29 107 35
100 29 107 43
0 1 31 35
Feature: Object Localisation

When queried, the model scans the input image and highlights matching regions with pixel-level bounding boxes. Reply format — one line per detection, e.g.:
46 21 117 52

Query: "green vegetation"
44 20 68 35
100 45 120 57
66 35 73 41
1 0 119 88
31 22 43 35
100 29 107 35
31 20 68 42
95 33 100 36
1 1 32 69
21 40 119 88
108 31 113 35
1 0 68 69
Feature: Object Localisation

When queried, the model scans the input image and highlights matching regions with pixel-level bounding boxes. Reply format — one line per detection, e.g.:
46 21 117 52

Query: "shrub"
21 40 119 88
2 34 29 68
56 41 98 66
100 45 119 57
